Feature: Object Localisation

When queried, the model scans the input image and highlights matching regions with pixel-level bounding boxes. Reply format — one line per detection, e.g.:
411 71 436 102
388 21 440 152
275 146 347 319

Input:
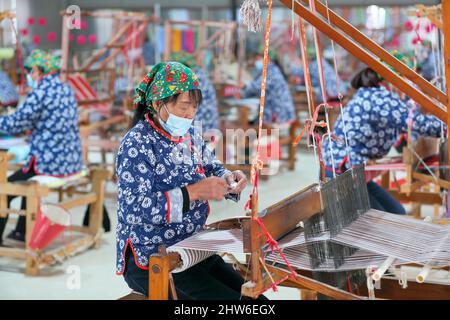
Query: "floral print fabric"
115 115 231 273
0 73 83 175
323 86 443 172
242 62 296 125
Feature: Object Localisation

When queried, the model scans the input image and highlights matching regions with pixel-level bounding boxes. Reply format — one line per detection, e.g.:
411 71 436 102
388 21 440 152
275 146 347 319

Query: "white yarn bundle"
167 248 215 273
239 0 262 32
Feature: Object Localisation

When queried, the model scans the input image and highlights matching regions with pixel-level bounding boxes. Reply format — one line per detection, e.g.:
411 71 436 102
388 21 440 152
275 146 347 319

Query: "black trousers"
123 249 268 300
0 167 37 241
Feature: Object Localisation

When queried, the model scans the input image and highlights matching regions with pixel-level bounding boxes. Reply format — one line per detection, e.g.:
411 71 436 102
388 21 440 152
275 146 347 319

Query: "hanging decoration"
77 35 86 45
38 17 46 26
240 0 262 32
88 34 97 44
80 20 88 30
31 35 41 45
47 31 57 42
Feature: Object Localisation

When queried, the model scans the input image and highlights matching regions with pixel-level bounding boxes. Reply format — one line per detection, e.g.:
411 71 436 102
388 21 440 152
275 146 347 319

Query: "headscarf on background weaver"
24 49 60 74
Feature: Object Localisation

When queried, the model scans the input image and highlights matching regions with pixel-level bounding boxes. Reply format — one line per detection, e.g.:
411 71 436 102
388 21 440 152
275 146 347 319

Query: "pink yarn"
186 29 195 53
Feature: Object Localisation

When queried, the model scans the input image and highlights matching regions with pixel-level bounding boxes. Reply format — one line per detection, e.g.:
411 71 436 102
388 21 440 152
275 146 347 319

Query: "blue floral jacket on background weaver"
0 73 83 176
194 68 219 133
242 63 296 125
116 115 232 274
323 86 443 172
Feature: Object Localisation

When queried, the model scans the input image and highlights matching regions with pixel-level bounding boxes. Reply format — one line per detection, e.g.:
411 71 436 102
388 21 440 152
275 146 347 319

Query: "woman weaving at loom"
0 49 83 244
323 67 443 215
116 61 266 300
237 49 296 125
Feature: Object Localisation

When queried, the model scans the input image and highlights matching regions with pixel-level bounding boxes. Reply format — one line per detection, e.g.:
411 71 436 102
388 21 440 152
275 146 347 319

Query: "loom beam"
242 183 322 252
278 0 447 122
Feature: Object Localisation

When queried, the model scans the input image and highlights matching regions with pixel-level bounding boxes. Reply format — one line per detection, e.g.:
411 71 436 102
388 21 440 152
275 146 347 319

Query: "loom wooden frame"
59 10 149 170
162 20 238 69
146 183 370 300
0 150 111 275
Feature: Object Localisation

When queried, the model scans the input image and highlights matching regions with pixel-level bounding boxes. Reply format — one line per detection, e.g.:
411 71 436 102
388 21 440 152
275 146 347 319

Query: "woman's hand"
225 170 247 194
186 176 228 201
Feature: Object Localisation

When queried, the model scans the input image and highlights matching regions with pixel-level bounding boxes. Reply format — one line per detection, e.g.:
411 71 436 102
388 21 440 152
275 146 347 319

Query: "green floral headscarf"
170 52 199 69
134 61 201 110
257 45 276 60
391 50 414 69
378 50 415 80
24 49 60 74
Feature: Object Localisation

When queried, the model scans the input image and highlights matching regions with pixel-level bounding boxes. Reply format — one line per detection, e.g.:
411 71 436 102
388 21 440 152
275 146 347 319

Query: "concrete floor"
0 147 320 300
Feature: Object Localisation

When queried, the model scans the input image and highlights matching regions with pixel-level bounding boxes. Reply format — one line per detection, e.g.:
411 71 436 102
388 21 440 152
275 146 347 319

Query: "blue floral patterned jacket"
194 68 219 133
323 86 443 172
0 71 18 106
242 63 296 124
0 73 83 176
116 115 232 274
295 58 349 104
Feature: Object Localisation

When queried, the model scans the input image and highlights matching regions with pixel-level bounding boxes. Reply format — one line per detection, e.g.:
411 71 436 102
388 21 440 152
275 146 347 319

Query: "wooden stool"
0 150 111 275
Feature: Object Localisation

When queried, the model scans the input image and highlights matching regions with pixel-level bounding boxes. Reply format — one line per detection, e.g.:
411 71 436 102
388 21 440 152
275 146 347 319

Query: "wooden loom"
409 4 442 30
133 0 450 300
163 20 237 70
60 11 151 116
59 10 151 173
0 150 111 275
0 11 20 94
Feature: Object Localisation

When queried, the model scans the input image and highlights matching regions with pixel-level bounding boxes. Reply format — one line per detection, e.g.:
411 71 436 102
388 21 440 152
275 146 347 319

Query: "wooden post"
88 168 110 246
25 184 39 276
278 0 447 122
237 23 246 87
198 21 206 67
148 254 170 300
443 1 450 177
0 151 8 216
60 15 70 82
289 120 300 170
164 20 171 62
242 193 264 298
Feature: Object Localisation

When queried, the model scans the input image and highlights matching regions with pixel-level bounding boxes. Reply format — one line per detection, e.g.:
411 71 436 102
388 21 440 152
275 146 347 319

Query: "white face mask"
254 60 263 72
26 74 37 89
159 104 193 137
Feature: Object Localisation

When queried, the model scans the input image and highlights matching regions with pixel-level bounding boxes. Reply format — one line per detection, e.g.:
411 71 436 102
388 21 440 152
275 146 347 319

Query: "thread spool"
416 265 431 283
372 256 395 281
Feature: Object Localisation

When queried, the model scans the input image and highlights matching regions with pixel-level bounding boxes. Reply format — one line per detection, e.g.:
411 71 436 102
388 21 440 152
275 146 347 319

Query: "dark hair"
130 89 203 128
250 52 288 80
25 66 45 74
351 67 382 89
273 57 288 81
